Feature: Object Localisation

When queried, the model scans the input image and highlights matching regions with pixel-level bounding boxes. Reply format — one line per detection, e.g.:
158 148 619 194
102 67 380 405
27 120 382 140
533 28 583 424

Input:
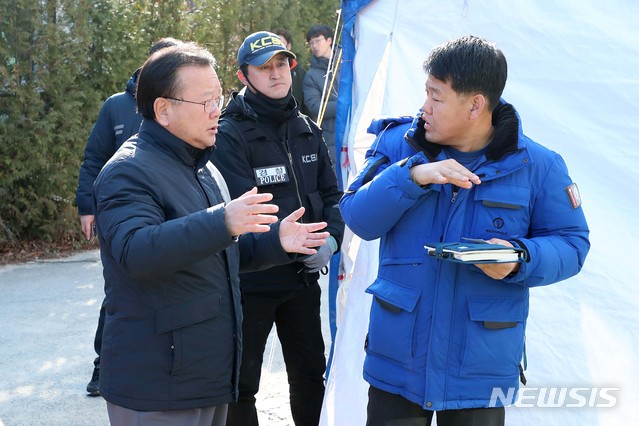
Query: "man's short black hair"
423 35 507 111
137 43 216 119
306 24 332 43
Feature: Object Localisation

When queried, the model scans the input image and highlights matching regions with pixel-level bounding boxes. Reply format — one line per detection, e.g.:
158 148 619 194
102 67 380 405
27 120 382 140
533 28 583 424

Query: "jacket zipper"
282 137 312 278
451 188 459 203
193 166 210 206
282 138 305 218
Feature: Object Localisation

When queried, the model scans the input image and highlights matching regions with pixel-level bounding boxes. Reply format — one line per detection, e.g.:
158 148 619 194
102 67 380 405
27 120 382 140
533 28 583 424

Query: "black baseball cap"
237 31 296 68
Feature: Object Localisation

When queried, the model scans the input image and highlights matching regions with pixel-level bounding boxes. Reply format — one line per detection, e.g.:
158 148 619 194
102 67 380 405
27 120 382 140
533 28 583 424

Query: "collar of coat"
405 101 521 163
221 89 316 141
138 118 214 169
125 69 140 96
309 54 330 70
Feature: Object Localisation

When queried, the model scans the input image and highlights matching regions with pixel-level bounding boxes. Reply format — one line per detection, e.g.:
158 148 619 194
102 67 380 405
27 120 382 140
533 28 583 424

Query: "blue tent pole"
326 0 373 378
326 253 340 377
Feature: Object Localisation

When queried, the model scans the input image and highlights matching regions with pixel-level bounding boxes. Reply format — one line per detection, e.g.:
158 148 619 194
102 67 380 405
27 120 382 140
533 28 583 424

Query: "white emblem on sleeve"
565 183 582 209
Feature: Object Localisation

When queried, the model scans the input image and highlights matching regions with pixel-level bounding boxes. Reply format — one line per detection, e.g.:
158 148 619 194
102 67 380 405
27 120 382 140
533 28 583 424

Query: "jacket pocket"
156 292 221 334
365 278 421 366
472 183 530 238
156 292 222 375
459 297 525 378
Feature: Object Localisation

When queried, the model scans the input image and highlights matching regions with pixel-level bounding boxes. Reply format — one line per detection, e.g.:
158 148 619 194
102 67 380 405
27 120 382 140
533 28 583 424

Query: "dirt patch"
0 239 98 266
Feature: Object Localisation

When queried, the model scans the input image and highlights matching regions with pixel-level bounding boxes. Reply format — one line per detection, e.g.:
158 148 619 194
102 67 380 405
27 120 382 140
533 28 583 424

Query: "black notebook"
424 241 524 263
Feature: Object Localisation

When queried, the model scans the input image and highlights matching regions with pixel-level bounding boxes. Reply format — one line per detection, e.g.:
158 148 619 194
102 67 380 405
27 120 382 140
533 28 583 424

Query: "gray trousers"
106 402 228 426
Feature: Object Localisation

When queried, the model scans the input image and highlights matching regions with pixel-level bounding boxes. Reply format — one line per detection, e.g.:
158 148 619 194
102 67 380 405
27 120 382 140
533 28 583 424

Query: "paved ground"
0 250 331 426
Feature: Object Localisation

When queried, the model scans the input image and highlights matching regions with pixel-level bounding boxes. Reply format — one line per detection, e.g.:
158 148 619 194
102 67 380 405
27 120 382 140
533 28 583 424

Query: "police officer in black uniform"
212 31 344 426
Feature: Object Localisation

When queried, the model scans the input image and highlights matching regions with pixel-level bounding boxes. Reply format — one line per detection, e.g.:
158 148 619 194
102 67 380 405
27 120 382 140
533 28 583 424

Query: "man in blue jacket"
340 35 590 426
76 37 180 396
94 41 330 425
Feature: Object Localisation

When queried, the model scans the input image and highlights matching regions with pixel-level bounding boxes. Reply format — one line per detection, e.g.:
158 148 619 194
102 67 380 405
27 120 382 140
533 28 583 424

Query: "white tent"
322 1 639 425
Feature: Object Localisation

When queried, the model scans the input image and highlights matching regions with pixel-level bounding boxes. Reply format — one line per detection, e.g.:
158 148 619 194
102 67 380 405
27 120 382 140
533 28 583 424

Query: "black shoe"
86 366 100 396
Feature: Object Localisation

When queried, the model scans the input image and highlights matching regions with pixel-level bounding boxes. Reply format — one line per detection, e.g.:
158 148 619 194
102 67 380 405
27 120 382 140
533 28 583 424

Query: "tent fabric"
322 1 639 425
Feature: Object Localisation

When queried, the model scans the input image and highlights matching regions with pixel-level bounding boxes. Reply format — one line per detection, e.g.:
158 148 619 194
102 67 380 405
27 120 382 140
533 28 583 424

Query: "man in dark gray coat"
76 36 181 397
303 24 339 164
93 41 329 425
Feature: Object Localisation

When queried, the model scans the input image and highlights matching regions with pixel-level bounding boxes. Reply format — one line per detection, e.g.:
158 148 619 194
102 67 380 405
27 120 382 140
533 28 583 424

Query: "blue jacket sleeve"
340 128 430 240
505 154 590 287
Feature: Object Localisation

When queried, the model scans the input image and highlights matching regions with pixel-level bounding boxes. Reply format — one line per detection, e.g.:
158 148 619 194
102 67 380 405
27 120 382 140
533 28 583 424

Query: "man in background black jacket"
213 31 344 426
272 28 307 115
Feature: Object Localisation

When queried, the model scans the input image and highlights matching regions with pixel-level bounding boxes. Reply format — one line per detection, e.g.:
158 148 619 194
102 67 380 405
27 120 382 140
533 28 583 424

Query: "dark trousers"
367 386 505 426
226 283 326 426
93 298 106 367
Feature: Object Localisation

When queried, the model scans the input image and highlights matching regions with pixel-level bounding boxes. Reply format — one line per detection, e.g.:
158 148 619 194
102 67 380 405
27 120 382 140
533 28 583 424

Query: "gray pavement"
0 250 331 426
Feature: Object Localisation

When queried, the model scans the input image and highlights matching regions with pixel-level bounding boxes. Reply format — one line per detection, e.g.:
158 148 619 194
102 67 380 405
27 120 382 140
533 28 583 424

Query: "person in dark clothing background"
93 41 330 425
75 36 181 397
303 24 339 165
212 31 344 426
272 28 307 115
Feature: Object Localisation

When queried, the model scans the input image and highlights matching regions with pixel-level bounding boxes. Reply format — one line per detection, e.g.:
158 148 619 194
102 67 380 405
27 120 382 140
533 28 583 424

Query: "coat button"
426 401 432 408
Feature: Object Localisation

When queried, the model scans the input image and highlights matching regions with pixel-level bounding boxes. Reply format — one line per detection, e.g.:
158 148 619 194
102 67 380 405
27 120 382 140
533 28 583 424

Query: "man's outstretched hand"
279 207 329 255
224 187 280 236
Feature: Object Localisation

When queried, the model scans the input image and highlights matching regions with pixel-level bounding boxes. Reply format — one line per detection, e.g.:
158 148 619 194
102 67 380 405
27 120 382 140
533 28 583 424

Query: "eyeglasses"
166 95 225 114
308 37 326 47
